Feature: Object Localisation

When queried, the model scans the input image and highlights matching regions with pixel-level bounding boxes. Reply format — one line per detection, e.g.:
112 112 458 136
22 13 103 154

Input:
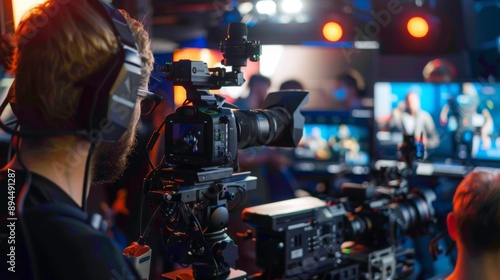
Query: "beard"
91 123 138 184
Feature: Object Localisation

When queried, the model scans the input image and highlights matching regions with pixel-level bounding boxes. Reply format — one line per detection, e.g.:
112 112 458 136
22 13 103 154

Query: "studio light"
237 2 254 15
322 21 343 42
281 0 303 14
256 0 277 16
407 16 429 38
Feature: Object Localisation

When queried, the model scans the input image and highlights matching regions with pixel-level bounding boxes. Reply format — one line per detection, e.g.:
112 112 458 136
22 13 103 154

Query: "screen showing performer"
172 123 205 155
294 110 372 174
461 83 500 164
374 82 462 162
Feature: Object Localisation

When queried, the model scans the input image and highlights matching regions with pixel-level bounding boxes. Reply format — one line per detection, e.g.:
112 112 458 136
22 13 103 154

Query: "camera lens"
391 189 436 235
234 107 290 149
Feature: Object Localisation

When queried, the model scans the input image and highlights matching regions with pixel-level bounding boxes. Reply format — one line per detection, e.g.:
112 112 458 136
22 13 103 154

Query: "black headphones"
77 0 142 143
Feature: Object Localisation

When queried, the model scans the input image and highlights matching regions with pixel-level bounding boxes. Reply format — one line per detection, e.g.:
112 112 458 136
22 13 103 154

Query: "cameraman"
0 0 154 279
444 170 500 280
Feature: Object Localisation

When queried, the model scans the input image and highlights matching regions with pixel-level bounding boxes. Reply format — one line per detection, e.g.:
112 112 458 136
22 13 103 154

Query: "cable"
139 193 146 236
137 202 163 245
139 163 164 235
80 143 95 212
146 119 166 169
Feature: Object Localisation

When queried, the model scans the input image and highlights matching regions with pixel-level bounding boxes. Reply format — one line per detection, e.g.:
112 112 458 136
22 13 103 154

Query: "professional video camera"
242 134 437 280
160 25 307 172
125 23 309 280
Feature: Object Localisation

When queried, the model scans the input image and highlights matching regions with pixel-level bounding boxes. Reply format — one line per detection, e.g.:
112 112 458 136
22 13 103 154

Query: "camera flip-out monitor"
165 105 237 168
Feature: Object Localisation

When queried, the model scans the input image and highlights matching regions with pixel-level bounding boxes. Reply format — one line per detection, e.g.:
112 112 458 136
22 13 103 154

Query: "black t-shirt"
0 169 140 280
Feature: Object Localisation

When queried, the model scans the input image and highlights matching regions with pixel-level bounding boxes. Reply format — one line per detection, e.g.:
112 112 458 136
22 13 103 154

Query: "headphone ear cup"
77 63 114 139
76 0 142 143
77 54 141 143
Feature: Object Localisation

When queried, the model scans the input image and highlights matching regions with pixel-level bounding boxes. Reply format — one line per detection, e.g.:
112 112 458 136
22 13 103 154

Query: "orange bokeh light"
407 16 429 38
322 22 343 42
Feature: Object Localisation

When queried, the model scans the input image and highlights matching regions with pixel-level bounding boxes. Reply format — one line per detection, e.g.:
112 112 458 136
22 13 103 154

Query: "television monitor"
465 82 500 168
373 82 470 177
293 110 372 175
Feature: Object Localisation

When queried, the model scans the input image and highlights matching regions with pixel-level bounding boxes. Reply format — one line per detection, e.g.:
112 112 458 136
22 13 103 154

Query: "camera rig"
129 23 309 280
242 134 436 280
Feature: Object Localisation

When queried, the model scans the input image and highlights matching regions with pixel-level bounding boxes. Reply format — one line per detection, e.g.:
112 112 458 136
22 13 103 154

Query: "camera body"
242 197 351 279
241 134 437 279
343 183 436 248
241 186 436 279
340 185 436 279
165 106 238 168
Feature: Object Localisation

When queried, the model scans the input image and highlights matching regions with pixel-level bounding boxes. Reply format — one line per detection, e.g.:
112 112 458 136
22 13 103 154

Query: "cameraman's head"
448 170 500 258
8 0 153 193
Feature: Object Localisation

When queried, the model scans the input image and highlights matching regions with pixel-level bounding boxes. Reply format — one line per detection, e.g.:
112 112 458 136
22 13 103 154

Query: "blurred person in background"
331 70 365 110
279 78 304 91
302 69 366 110
423 58 457 83
233 74 271 110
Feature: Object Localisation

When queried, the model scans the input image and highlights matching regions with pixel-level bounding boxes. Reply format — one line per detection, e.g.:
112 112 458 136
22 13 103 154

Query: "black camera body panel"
165 106 237 168
242 197 347 279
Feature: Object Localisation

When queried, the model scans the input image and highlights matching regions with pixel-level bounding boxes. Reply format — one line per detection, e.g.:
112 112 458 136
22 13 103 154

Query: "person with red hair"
445 170 500 280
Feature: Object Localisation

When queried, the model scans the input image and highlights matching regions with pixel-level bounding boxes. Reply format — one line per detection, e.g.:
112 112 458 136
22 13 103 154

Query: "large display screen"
374 81 500 175
293 110 372 175
466 82 500 166
374 82 462 161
